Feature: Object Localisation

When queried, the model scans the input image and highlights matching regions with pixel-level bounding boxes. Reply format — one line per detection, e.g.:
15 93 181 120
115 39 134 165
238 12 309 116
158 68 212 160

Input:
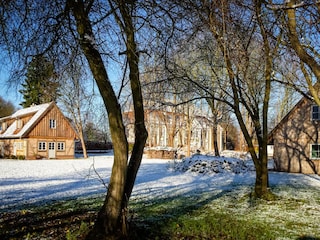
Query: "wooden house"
0 102 78 159
269 97 320 174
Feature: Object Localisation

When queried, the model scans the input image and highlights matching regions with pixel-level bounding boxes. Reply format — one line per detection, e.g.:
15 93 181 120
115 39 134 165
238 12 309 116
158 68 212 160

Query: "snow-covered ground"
1 151 320 238
0 151 319 212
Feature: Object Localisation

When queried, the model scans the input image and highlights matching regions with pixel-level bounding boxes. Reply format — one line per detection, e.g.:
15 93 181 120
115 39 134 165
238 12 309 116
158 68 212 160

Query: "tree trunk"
76 104 88 159
78 129 88 159
69 1 129 238
209 9 271 199
118 1 148 233
254 156 269 198
212 125 220 157
207 94 221 157
186 107 192 157
252 0 274 200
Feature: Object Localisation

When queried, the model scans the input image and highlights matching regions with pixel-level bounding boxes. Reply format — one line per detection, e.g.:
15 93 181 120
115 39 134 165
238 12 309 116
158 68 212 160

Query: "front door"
48 142 56 159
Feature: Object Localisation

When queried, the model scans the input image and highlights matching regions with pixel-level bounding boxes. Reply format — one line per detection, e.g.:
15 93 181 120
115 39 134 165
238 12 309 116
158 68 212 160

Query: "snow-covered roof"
0 102 53 138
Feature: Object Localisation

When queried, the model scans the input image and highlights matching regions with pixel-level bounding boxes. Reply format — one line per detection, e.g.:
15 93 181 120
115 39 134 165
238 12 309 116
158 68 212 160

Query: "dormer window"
312 105 320 120
49 119 56 129
16 119 23 129
1 122 7 131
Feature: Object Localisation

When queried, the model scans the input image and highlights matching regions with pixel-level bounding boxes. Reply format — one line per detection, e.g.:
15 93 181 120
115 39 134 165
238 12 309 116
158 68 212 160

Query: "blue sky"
0 69 22 108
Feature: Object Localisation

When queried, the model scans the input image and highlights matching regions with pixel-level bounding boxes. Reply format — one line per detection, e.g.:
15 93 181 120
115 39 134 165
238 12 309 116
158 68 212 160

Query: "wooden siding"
28 106 76 139
0 119 14 134
26 138 75 159
272 98 320 174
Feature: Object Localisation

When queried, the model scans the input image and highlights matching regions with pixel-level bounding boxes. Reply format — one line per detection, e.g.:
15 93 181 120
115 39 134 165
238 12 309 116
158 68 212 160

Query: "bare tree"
0 96 15 117
267 0 320 104
285 0 320 105
169 0 282 199
0 0 150 238
68 1 148 238
58 62 94 159
170 34 230 156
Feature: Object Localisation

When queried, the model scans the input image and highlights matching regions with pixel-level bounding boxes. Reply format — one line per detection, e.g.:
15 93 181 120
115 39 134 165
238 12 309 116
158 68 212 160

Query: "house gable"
269 96 320 174
27 104 77 139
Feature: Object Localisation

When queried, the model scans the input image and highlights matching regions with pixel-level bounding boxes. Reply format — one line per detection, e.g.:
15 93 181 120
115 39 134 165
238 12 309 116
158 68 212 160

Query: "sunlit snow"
0 151 319 209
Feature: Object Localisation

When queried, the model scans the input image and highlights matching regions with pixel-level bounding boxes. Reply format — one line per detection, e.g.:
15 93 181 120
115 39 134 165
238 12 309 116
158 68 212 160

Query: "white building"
123 109 225 155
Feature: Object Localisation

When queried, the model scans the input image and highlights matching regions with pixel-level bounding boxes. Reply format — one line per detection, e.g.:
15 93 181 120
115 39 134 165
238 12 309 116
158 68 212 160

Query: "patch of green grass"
128 189 320 240
128 195 278 240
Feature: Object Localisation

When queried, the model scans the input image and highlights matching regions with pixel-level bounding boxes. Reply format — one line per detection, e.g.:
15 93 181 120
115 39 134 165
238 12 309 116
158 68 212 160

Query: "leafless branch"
89 158 108 190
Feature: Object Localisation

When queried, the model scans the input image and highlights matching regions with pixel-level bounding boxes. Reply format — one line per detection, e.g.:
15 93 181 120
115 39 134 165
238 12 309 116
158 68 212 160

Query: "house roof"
0 102 54 139
268 96 309 142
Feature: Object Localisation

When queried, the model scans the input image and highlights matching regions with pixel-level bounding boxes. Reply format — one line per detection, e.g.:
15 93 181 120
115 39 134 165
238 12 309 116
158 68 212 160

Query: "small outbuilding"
269 96 320 174
0 102 78 159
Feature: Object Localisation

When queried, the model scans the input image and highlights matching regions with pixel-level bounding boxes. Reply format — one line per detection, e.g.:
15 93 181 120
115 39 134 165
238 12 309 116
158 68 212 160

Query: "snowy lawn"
1 151 320 239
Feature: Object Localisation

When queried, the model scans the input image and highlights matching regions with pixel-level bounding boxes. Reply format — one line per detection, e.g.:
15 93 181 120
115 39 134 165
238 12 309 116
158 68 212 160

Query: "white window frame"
15 142 23 150
48 142 55 150
57 142 65 151
311 144 320 159
1 122 7 131
311 105 320 121
38 142 46 151
49 119 57 129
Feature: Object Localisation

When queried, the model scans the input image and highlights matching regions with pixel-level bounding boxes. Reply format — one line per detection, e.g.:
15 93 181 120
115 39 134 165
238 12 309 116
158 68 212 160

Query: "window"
16 119 23 129
312 105 320 120
57 142 65 151
311 144 320 159
49 119 56 129
48 142 55 150
38 142 46 151
1 122 7 131
15 142 23 150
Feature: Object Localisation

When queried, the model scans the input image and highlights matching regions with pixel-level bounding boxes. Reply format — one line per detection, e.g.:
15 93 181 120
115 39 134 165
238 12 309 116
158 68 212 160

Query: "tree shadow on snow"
128 171 254 239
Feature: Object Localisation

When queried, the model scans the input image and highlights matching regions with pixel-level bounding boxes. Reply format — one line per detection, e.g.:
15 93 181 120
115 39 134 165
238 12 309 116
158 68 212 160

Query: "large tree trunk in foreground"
118 0 148 227
70 1 148 238
254 154 269 198
69 1 128 239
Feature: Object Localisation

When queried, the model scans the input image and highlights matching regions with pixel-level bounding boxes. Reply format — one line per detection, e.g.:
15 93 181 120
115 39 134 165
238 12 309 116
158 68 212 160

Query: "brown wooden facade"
269 97 320 174
0 102 78 159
